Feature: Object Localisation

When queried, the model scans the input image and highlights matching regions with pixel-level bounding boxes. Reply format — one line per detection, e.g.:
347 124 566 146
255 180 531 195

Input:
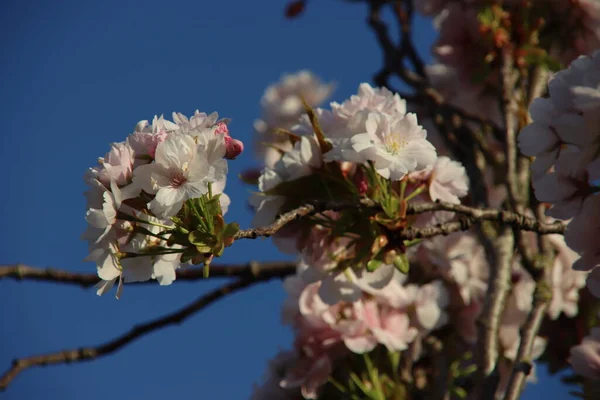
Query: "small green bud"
393 253 410 274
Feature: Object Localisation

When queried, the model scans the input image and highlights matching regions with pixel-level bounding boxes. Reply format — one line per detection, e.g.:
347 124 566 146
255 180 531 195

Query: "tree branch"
0 271 288 391
0 261 297 288
476 228 515 395
502 283 551 400
234 199 566 241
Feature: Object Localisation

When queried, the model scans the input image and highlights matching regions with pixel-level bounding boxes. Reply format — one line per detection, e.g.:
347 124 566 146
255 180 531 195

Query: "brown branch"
476 228 515 395
0 261 297 288
500 51 521 209
234 199 566 242
502 283 551 400
234 204 317 239
0 270 288 391
406 201 566 234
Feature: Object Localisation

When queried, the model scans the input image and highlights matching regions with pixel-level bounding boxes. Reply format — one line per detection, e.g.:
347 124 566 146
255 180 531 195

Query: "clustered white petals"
84 110 239 298
350 111 436 181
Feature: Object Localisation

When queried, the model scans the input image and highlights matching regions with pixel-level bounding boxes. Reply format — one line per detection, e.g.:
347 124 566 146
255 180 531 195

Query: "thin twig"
234 200 566 241
0 273 287 390
0 261 297 287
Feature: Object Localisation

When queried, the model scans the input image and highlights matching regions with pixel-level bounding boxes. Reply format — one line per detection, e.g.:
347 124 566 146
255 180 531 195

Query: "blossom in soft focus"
408 155 469 226
251 135 322 231
272 258 449 398
520 50 600 278
251 351 303 400
546 234 587 319
254 71 334 167
331 83 407 121
570 327 600 379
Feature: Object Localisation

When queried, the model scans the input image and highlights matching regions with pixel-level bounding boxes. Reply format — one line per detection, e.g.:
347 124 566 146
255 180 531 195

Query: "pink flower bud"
224 136 244 159
353 168 368 195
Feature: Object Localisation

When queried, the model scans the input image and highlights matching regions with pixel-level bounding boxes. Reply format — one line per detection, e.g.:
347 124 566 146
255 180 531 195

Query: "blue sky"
0 0 572 398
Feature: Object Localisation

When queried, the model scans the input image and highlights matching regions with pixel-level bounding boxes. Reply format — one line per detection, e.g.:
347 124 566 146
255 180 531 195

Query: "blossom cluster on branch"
83 111 243 297
5 1 600 398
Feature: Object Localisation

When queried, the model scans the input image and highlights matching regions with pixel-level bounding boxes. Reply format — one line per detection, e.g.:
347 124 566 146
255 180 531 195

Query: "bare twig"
234 204 317 239
406 202 566 234
0 272 287 390
0 261 297 288
235 199 566 241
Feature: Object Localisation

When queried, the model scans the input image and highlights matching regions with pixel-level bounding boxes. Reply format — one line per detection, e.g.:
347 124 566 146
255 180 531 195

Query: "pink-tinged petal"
343 335 377 354
121 258 153 283
570 329 600 379
95 279 115 297
154 186 186 207
518 122 559 156
416 301 442 330
86 209 108 229
153 254 180 285
355 263 395 290
351 133 376 153
318 274 361 305
102 192 117 223
155 133 194 169
132 163 164 194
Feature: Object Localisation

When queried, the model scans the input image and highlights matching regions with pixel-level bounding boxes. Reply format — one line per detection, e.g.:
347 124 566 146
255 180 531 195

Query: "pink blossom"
546 234 587 319
95 142 135 188
352 299 418 352
570 327 600 379
254 71 334 167
565 195 600 271
331 83 406 121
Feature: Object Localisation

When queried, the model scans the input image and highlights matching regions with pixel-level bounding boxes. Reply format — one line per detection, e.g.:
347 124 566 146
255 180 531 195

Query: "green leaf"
393 253 410 274
212 241 225 257
195 244 212 254
223 222 240 239
180 247 198 264
188 230 215 247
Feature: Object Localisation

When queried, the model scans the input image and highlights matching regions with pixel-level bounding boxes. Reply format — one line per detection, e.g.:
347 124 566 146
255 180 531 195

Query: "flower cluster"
519 50 600 286
254 71 335 167
252 271 448 399
83 111 243 298
249 83 481 398
251 83 442 300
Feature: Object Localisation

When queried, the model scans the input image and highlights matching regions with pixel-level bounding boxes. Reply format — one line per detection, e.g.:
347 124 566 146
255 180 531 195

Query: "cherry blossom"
254 71 334 167
132 132 227 218
350 111 437 180
570 327 600 379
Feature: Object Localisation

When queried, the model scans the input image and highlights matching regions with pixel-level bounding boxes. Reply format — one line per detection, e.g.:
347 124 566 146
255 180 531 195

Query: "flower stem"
364 353 385 400
404 184 427 202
